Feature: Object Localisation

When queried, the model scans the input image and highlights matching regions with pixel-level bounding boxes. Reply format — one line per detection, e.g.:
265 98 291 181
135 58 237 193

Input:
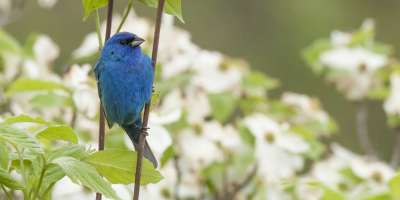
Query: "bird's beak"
131 37 145 47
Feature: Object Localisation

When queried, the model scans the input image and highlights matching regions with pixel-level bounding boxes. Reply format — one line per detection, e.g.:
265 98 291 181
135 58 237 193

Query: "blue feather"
94 32 157 167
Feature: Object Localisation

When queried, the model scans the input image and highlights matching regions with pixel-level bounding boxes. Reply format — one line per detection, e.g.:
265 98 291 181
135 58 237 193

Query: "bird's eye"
110 51 114 55
119 40 131 45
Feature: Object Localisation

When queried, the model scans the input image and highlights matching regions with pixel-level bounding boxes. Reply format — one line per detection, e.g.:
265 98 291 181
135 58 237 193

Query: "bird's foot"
141 127 149 136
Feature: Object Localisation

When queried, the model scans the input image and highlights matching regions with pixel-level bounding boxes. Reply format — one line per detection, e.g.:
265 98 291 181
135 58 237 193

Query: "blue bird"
94 32 157 167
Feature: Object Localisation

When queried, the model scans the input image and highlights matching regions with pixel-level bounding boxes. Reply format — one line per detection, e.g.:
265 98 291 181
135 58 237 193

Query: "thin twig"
116 0 133 33
225 165 258 200
1 185 13 200
391 126 400 168
96 1 114 200
173 155 182 200
355 100 377 158
95 10 103 49
31 156 47 200
14 146 27 198
133 0 166 199
70 109 77 128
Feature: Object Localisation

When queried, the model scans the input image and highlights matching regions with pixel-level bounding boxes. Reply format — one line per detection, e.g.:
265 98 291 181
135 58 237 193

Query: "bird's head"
102 32 145 60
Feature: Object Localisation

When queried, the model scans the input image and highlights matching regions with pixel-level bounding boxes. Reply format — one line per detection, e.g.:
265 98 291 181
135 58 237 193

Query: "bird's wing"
94 60 114 128
141 54 154 104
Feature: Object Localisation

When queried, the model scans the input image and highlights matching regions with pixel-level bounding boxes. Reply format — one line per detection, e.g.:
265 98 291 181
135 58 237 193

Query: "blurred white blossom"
72 32 99 58
282 92 331 127
320 47 387 73
244 113 309 182
37 0 58 8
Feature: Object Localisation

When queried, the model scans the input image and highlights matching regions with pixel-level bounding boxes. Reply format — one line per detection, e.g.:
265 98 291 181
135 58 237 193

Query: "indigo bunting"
94 32 157 167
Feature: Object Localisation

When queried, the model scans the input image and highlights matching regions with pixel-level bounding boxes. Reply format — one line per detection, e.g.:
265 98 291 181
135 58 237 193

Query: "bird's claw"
141 127 149 136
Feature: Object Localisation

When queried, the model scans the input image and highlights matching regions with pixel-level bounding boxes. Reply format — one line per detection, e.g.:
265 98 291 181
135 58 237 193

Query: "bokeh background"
4 0 400 159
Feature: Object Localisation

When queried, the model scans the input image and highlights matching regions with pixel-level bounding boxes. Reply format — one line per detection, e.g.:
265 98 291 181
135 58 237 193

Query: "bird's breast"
100 62 145 125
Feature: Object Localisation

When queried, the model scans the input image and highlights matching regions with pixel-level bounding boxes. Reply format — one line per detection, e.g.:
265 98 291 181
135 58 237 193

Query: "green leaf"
39 164 66 195
0 167 24 189
0 141 9 169
157 72 192 98
104 127 129 150
22 32 39 58
368 87 390 100
350 23 374 47
53 156 121 200
362 193 391 200
81 0 108 20
0 29 21 55
30 93 73 108
388 115 400 128
0 125 42 153
242 71 279 96
303 39 332 74
160 145 174 167
390 173 400 199
3 115 51 125
47 145 90 161
36 125 78 144
202 162 225 193
165 0 184 22
321 187 345 200
238 124 255 147
6 79 70 96
86 149 163 185
208 92 238 123
139 0 184 22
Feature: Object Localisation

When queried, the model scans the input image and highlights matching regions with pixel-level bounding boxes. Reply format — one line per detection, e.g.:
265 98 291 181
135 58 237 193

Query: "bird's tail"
122 122 158 168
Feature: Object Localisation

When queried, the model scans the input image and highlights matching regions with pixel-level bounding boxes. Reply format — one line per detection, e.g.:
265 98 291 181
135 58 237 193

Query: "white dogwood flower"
320 47 387 73
244 113 309 182
202 120 242 152
72 32 99 58
33 34 60 65
192 51 243 93
282 92 330 126
37 0 58 8
178 129 223 170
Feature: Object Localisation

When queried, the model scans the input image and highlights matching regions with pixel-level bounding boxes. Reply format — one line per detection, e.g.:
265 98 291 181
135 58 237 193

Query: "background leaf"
47 145 90 161
52 156 121 200
30 93 73 108
160 145 174 167
0 125 42 153
36 125 78 144
139 0 184 22
0 141 9 169
390 173 400 199
82 0 108 20
3 115 51 126
86 149 163 185
0 29 21 55
39 164 66 195
208 92 238 123
6 79 70 96
0 167 24 189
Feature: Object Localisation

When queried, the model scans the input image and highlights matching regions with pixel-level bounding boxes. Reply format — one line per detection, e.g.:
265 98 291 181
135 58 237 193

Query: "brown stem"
96 1 114 200
173 155 182 200
133 0 166 200
70 109 77 128
355 100 377 158
225 165 258 200
391 127 400 168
